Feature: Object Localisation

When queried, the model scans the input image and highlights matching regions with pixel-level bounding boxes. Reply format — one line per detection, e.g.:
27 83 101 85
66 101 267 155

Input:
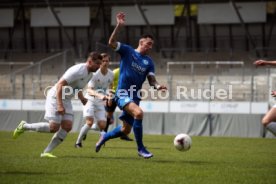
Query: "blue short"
115 95 140 126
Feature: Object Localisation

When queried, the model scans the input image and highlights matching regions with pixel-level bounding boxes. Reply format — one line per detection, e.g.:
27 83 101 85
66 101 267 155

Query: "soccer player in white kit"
75 53 114 148
12 52 102 158
254 59 276 136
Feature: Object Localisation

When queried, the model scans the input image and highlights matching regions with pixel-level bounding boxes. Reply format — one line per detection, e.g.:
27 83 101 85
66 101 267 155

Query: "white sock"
266 122 276 136
100 131 106 136
43 128 67 153
76 124 91 144
23 122 50 132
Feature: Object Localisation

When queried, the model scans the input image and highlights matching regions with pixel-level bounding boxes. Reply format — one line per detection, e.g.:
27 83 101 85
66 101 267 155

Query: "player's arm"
108 12 125 50
271 90 276 97
147 75 167 91
87 87 108 100
77 90 87 105
254 60 276 67
56 79 68 115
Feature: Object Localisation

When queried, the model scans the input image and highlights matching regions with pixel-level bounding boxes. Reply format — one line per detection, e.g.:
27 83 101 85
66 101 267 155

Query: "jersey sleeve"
115 42 131 57
147 58 155 76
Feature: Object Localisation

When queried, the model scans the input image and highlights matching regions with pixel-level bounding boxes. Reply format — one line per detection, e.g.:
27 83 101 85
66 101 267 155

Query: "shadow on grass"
90 145 164 150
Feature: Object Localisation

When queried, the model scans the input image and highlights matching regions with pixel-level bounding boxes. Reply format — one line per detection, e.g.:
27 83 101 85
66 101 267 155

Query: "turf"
0 131 275 184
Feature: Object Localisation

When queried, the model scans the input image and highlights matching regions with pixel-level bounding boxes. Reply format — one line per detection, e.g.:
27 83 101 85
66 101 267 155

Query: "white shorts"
83 99 106 121
44 88 74 123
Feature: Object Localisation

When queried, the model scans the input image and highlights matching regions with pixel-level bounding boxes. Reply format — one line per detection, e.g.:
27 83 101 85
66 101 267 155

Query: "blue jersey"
115 42 155 100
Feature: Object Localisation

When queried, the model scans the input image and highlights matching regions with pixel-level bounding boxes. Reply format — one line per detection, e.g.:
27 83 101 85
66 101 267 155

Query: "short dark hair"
140 34 154 40
100 53 110 59
88 51 102 60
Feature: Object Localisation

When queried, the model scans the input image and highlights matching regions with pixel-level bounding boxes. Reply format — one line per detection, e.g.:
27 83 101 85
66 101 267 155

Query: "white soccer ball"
173 133 192 151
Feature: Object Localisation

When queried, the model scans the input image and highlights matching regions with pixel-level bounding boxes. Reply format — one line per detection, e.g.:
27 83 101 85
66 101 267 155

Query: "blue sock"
103 125 124 142
133 119 144 150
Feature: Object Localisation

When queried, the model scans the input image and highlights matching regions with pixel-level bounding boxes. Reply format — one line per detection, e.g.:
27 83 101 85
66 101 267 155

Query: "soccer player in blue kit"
95 12 167 158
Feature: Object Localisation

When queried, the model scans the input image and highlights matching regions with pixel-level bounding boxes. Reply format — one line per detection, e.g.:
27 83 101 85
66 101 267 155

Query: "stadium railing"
0 49 74 99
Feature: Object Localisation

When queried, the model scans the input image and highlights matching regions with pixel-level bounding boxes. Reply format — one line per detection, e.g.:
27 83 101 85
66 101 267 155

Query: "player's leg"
13 120 50 139
120 133 133 141
104 98 117 132
262 106 276 136
105 110 132 141
42 117 72 158
124 102 153 158
75 100 94 147
105 97 133 140
105 111 114 132
13 93 55 139
95 118 131 152
95 103 107 131
95 107 108 146
95 97 134 152
75 117 93 147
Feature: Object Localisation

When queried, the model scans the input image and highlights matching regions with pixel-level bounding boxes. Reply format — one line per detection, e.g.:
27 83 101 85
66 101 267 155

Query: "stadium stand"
0 0 275 137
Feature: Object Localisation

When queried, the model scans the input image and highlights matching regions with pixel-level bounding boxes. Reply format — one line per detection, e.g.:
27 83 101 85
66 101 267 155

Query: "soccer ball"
173 133 192 151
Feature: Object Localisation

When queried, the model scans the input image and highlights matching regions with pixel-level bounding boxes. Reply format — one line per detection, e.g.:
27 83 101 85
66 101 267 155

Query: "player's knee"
98 121 106 130
134 108 143 119
86 117 94 127
49 123 60 133
261 117 271 126
61 121 72 132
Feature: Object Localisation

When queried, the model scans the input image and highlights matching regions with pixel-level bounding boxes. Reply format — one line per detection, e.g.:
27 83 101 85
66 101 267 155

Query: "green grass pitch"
0 131 275 184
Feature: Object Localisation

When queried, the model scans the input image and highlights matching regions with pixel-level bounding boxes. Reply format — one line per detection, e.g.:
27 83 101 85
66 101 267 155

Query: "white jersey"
49 63 93 99
85 68 114 101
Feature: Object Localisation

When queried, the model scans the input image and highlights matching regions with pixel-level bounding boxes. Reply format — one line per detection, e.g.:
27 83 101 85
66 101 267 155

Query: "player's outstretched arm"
254 60 276 67
147 75 167 91
87 88 108 100
108 12 125 50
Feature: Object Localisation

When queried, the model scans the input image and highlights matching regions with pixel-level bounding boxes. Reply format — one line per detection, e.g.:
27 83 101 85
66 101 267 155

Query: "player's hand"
271 90 276 97
254 60 266 67
102 95 110 101
116 12 125 26
81 98 88 105
157 85 167 92
57 104 65 115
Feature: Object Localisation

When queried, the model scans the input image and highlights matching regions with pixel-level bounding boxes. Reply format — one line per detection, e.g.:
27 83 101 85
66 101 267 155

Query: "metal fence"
165 61 271 102
0 50 74 99
0 49 274 102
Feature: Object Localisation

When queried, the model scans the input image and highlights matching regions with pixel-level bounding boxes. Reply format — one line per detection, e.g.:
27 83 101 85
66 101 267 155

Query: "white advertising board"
0 100 268 114
31 7 90 27
210 102 250 114
250 102 268 114
169 101 209 113
198 2 266 24
140 101 169 112
111 5 174 26
21 100 45 111
0 99 21 110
